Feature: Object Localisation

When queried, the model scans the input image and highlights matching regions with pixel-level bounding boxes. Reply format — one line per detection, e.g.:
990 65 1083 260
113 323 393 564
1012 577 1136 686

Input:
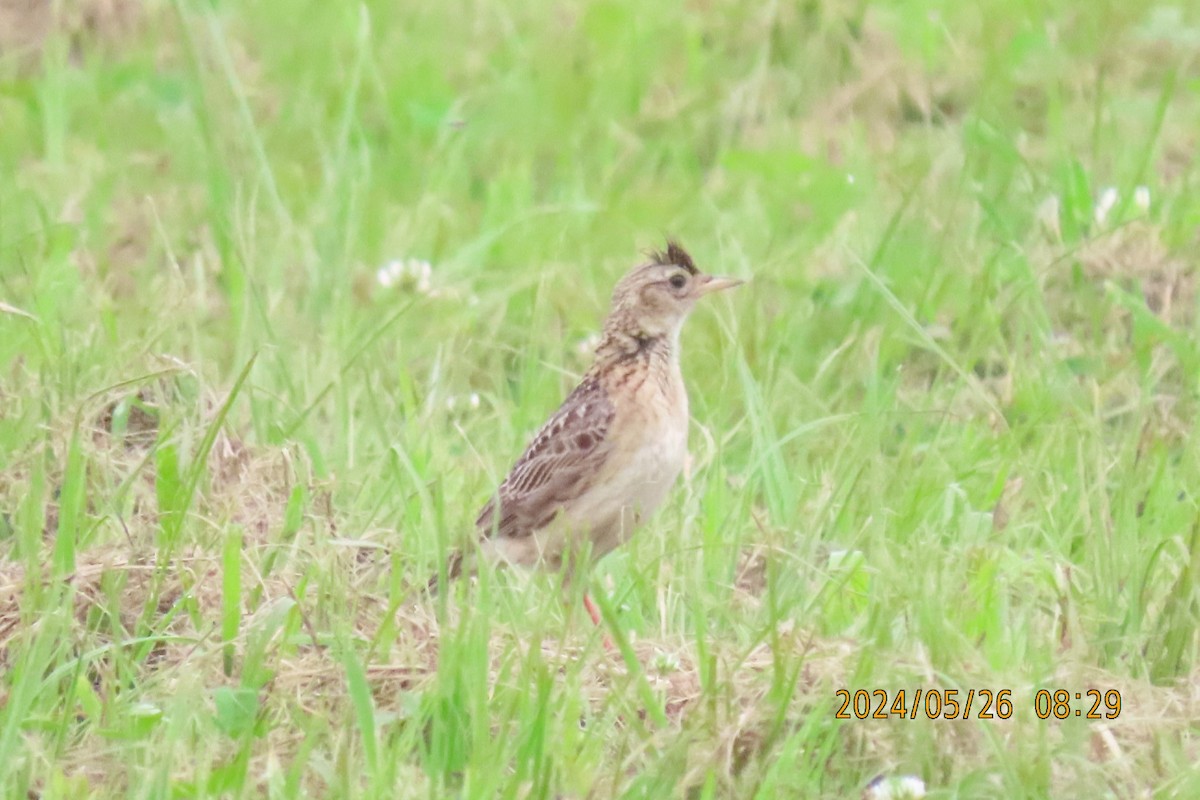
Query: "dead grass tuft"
92 386 161 450
207 431 310 546
734 545 769 599
811 14 972 154
0 0 51 58
1078 222 1196 327
0 0 143 63
0 548 219 666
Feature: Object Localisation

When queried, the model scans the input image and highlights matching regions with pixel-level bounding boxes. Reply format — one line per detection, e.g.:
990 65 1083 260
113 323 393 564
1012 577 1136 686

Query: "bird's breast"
593 368 689 524
517 358 690 568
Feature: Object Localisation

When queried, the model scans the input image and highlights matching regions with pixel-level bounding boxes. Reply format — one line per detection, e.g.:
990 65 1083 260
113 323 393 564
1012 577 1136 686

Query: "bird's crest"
649 240 697 275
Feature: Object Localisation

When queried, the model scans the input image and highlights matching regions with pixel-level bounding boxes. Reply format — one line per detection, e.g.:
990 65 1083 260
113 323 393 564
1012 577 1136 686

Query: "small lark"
433 241 742 624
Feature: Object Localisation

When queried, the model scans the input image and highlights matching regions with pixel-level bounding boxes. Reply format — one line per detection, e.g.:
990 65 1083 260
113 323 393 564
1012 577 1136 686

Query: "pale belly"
535 412 688 566
483 356 691 575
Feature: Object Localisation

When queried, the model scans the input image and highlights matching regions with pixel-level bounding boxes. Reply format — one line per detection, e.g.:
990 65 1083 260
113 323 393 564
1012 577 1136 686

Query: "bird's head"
607 241 743 342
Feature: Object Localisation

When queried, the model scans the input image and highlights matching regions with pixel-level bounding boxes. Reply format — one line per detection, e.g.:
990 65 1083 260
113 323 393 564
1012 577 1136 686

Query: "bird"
430 241 742 626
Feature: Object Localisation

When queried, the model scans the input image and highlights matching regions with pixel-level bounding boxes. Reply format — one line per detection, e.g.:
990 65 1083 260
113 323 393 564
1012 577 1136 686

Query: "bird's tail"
426 550 466 596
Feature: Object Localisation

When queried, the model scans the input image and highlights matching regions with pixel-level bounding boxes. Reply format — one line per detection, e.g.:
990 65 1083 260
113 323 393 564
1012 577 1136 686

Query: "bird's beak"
695 274 745 295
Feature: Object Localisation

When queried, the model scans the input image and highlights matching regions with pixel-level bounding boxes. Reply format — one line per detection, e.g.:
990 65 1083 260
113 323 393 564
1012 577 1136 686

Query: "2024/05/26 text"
834 689 1122 720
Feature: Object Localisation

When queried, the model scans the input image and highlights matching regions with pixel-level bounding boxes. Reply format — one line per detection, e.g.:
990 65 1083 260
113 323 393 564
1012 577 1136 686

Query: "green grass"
2 0 1200 797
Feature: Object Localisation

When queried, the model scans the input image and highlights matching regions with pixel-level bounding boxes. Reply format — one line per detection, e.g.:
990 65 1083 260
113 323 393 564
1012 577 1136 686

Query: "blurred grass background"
1 0 1199 797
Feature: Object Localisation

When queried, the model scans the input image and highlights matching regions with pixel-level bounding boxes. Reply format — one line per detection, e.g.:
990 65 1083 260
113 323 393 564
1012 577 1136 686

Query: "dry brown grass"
811 14 971 155
2 458 1196 798
1077 221 1196 327
0 0 143 62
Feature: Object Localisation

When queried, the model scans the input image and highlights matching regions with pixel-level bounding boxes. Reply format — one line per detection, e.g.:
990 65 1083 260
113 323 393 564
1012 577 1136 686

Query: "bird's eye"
669 273 688 289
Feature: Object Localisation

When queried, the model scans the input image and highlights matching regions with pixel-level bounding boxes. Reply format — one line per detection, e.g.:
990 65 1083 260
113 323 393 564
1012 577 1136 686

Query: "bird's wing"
476 375 615 540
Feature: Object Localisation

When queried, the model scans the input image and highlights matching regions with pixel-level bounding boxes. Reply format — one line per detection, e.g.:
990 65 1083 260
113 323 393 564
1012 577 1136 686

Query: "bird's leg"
561 548 613 650
581 591 615 652
583 593 603 626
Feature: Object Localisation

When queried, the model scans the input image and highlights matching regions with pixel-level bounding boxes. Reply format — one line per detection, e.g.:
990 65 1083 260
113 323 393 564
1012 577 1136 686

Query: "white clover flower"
1134 185 1151 213
377 258 435 294
376 261 401 288
865 775 927 799
445 393 483 415
1094 187 1119 225
651 651 681 673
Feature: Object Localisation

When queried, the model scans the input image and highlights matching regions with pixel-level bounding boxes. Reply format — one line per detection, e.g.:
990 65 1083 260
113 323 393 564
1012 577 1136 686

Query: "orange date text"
834 689 1013 720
